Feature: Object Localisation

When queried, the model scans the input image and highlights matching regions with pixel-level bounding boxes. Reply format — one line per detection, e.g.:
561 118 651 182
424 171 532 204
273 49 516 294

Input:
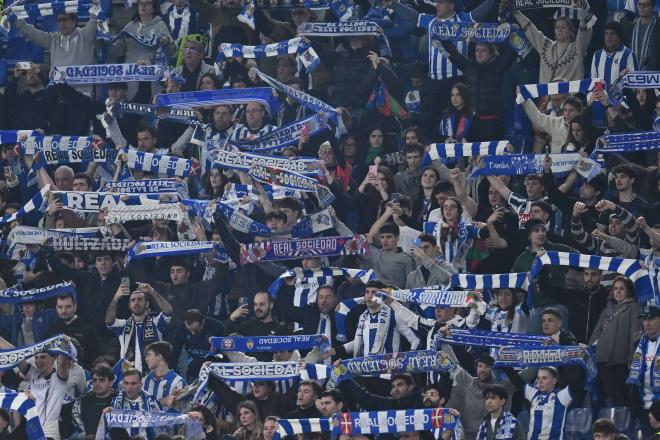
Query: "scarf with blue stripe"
0 185 48 225
210 334 328 353
103 179 187 195
0 392 45 440
430 21 531 56
0 282 76 304
268 267 375 307
335 297 365 342
297 21 392 57
215 37 320 73
274 417 334 440
19 135 99 156
110 30 169 66
155 87 280 116
387 288 477 307
627 334 660 392
99 409 205 440
592 131 660 157
0 130 35 145
476 411 518 440
450 272 529 290
182 198 272 237
327 349 455 387
423 141 509 166
53 190 175 212
126 241 228 264
0 335 71 370
114 101 200 125
124 148 197 178
470 153 602 180
529 251 654 305
231 114 329 153
240 235 368 264
336 409 459 435
495 345 598 386
249 165 318 193
50 63 169 85
250 67 346 136
515 78 603 132
213 149 319 176
436 328 551 349
164 4 196 42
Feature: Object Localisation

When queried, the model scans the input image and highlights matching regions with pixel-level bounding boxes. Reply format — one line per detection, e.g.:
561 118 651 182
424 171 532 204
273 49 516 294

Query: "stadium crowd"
0 0 658 438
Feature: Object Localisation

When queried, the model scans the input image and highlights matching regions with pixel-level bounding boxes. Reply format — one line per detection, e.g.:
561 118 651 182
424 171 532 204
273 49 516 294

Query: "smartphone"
3 166 12 179
121 276 130 289
594 81 603 93
493 203 504 211
16 61 31 71
238 297 249 307
369 165 378 176
53 193 63 204
391 192 401 204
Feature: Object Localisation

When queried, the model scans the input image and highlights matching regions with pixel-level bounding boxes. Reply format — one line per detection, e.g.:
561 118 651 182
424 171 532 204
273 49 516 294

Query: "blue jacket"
0 308 58 346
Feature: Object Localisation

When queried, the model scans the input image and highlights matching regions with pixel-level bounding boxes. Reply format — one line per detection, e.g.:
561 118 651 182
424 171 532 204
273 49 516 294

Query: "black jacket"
45 316 98 367
338 379 423 411
207 374 296 418
441 41 516 116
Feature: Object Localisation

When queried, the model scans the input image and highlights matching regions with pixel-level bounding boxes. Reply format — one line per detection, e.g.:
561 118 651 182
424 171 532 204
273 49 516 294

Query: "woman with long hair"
588 276 642 406
562 114 596 154
233 401 263 440
411 167 440 224
364 126 396 167
354 166 396 233
438 83 474 143
201 168 224 200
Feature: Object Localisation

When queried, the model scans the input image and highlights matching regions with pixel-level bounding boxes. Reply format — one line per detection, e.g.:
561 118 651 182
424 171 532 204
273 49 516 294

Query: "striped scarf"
627 334 660 391
0 392 45 440
422 141 509 166
476 411 518 440
631 16 656 68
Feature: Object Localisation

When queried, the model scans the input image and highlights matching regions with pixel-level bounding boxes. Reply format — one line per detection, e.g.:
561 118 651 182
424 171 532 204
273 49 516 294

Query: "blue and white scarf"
0 130 35 145
627 334 660 391
275 417 334 440
111 30 168 66
98 410 204 440
155 87 280 115
164 4 195 42
20 135 98 155
530 251 654 303
0 392 45 440
450 272 529 290
223 183 299 202
0 281 76 304
291 209 334 238
215 37 320 73
231 114 329 152
214 149 319 175
249 165 318 192
7 225 99 245
0 185 49 225
470 153 602 181
52 190 173 212
517 78 602 104
476 411 518 440
297 21 392 57
335 297 365 342
327 350 455 387
423 141 509 166
125 149 196 177
592 131 660 156
388 289 478 307
210 334 328 352
50 63 169 84
0 335 69 370
103 179 187 195
495 345 598 385
240 234 368 264
114 101 200 125
126 241 228 263
215 200 272 237
105 203 185 224
36 147 117 166
431 21 511 42
336 409 458 436
251 68 345 135
268 267 374 306
47 237 133 251
437 328 551 349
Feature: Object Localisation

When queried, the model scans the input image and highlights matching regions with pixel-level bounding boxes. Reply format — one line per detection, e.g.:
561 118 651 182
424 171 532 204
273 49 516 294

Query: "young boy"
143 341 186 408
476 384 525 440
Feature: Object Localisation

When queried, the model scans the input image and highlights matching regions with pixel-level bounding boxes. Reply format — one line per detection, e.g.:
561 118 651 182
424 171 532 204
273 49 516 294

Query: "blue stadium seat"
597 407 631 433
564 408 593 438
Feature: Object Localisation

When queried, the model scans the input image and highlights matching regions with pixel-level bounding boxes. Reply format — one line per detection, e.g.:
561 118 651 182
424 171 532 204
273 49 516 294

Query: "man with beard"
106 283 173 373
226 291 290 362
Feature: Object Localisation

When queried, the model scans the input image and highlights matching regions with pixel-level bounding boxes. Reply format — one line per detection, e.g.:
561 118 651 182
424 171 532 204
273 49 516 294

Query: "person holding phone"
354 164 396 233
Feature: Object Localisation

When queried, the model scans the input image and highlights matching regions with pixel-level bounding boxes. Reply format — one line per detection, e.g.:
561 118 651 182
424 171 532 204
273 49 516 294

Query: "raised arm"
138 283 173 315
106 285 129 325
486 175 512 201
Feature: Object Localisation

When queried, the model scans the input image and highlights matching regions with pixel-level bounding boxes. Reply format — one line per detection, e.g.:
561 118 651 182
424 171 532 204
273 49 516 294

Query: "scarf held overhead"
210 334 328 352
239 235 368 263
